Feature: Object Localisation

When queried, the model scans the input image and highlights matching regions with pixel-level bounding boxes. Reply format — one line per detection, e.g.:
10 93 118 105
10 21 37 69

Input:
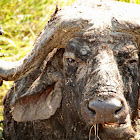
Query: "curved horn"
0 8 90 81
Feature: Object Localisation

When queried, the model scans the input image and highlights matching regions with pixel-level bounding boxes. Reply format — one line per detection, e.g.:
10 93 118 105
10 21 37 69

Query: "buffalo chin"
100 122 136 139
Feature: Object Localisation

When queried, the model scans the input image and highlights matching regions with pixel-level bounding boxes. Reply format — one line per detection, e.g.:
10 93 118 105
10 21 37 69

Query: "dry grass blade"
89 124 101 140
89 124 94 140
95 124 101 140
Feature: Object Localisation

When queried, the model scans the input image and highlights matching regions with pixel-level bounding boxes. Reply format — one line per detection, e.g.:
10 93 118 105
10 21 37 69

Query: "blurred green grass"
0 0 76 110
0 0 140 139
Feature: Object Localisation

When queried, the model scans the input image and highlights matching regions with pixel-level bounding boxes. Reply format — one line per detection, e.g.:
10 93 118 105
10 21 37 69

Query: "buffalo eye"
118 49 139 66
66 58 78 66
64 57 79 76
127 58 138 64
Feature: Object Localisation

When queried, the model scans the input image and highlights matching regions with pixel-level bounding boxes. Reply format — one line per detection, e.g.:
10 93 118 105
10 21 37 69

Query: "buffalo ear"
10 49 63 122
11 82 62 122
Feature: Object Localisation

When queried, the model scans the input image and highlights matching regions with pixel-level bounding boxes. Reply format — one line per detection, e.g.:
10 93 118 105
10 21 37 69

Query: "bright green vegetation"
0 0 139 139
116 0 140 4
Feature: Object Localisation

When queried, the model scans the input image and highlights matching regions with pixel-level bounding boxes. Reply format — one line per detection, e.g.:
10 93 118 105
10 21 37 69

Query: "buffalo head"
0 0 140 139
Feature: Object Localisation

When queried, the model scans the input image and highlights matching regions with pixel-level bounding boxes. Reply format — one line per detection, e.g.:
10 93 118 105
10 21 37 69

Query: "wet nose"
88 98 123 123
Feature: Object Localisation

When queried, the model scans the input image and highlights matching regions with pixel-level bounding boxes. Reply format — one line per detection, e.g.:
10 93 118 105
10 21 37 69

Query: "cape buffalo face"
62 37 139 139
1 0 140 140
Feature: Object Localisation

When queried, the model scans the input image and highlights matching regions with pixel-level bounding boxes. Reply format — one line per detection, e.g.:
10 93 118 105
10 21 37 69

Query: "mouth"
103 122 131 129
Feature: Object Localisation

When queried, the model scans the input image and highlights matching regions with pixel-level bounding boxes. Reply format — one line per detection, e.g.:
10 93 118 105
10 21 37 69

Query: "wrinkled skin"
62 37 139 139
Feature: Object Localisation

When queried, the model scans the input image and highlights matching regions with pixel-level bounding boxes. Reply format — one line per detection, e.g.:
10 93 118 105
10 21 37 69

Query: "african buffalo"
1 0 140 139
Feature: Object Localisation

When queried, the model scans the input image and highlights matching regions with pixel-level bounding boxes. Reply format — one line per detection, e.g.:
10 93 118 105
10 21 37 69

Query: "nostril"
115 104 123 115
88 106 96 116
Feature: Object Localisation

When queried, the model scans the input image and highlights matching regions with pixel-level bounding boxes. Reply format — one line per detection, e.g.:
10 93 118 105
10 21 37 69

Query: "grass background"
0 0 140 139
